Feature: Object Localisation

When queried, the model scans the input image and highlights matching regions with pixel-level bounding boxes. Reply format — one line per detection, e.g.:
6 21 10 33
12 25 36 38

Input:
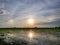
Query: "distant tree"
34 27 38 28
58 26 60 28
55 26 60 28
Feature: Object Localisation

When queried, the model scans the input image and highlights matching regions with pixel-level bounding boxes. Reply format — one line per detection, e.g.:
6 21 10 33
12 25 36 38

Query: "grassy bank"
0 28 60 32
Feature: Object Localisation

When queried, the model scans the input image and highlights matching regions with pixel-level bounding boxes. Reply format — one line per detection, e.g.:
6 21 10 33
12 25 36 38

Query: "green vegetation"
0 28 60 32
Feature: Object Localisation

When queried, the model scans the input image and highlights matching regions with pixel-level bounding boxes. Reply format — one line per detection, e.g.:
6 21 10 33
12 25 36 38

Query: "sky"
0 0 60 28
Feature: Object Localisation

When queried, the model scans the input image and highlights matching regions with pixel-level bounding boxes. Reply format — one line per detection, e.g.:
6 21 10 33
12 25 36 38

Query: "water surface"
0 29 60 45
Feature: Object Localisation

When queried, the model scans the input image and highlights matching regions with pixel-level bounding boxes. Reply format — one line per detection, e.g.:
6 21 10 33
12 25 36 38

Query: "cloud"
34 8 60 27
0 0 60 27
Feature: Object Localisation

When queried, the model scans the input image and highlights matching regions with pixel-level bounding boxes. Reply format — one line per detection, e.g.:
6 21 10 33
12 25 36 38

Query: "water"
0 29 60 45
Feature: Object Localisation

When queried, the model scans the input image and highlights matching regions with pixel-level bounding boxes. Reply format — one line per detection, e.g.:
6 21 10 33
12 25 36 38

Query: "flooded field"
0 28 60 45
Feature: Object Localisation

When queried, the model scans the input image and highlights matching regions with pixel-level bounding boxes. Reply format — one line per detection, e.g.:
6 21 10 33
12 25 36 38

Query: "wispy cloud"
0 0 60 27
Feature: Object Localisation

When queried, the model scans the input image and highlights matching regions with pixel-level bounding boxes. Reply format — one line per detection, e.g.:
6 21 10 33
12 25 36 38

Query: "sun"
27 19 34 25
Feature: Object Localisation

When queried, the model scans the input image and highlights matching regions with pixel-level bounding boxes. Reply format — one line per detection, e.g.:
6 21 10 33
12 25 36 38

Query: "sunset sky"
0 0 60 27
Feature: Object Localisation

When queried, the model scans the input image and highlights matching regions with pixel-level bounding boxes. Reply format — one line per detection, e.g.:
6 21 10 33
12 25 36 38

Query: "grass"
0 28 60 32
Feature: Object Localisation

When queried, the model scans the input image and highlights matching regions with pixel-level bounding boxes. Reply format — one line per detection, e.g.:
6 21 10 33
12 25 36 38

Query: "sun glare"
28 32 33 38
28 31 34 39
27 19 34 25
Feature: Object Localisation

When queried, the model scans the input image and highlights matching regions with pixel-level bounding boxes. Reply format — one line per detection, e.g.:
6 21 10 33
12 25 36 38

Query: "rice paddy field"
0 28 60 45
